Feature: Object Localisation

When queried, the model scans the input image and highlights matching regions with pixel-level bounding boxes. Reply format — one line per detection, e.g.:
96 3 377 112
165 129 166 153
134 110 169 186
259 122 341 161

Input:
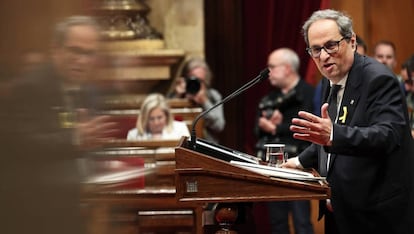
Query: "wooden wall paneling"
331 0 368 42
204 0 244 149
0 0 84 77
333 0 414 73
365 0 414 73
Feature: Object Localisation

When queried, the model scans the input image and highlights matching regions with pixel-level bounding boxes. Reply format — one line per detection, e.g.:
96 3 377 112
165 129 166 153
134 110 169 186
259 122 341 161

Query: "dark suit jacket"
255 79 314 156
0 62 96 234
298 54 414 233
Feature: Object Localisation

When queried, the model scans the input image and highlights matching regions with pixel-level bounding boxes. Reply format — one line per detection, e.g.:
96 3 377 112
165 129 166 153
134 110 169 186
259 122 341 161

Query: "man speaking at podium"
282 9 414 234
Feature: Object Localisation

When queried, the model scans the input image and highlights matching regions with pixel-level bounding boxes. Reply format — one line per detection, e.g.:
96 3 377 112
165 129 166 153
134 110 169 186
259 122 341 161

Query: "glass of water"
264 144 285 167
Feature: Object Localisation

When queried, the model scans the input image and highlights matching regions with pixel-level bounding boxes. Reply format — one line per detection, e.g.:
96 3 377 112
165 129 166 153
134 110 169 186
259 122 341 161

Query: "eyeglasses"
306 37 349 58
64 46 97 58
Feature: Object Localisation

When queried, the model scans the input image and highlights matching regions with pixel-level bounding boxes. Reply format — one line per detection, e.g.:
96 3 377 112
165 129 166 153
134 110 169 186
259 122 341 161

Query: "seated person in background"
168 57 225 143
373 40 406 92
400 55 414 138
127 93 190 140
355 35 367 55
373 40 398 72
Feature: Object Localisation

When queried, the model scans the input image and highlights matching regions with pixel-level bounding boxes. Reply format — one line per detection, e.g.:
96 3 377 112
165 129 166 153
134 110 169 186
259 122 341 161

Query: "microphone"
190 68 270 148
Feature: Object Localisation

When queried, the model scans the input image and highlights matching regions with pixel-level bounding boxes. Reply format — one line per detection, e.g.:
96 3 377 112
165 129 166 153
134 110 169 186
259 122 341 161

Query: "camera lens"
185 76 201 94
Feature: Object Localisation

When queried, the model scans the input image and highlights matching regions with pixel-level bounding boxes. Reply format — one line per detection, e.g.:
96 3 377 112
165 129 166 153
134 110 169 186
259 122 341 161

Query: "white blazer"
127 121 190 140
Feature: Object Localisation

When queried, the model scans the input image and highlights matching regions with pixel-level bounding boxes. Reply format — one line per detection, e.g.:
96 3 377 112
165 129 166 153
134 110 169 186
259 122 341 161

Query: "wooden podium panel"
84 139 205 234
175 138 330 204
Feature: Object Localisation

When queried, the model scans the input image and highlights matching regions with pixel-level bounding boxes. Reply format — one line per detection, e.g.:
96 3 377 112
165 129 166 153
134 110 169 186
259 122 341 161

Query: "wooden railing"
83 139 204 234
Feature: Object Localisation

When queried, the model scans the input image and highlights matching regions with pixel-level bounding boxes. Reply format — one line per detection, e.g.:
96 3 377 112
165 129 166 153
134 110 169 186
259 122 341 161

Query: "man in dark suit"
0 16 115 234
255 48 315 234
282 9 414 234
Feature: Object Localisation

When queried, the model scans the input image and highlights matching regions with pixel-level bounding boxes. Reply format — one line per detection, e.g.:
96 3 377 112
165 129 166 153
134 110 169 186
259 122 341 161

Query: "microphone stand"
190 68 269 149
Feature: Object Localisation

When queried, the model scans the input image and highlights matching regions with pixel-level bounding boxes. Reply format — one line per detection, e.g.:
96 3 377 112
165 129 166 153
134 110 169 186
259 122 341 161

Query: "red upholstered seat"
109 115 137 139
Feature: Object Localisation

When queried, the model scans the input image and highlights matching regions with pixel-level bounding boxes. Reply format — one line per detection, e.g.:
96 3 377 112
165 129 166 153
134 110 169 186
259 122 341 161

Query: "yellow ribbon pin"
338 106 348 123
59 112 76 128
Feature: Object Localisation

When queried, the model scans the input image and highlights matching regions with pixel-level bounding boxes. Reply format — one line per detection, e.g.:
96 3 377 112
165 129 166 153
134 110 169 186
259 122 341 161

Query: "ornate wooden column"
90 0 185 106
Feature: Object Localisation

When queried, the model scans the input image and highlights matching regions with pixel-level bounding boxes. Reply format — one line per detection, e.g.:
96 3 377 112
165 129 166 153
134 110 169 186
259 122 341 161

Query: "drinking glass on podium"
264 144 286 167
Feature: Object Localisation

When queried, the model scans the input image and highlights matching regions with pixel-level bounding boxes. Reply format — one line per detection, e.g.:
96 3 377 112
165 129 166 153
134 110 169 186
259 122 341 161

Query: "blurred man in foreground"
0 16 115 234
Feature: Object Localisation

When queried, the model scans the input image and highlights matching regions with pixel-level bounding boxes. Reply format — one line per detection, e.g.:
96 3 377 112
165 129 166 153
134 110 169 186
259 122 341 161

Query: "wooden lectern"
175 137 330 233
175 137 329 203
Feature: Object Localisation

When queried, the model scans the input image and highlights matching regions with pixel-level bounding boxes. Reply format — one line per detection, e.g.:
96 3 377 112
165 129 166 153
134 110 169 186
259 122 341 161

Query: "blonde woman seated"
127 93 190 140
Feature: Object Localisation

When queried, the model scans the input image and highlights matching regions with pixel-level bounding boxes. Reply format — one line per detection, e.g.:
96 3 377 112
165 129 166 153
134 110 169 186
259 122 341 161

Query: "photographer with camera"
254 48 315 234
168 57 225 143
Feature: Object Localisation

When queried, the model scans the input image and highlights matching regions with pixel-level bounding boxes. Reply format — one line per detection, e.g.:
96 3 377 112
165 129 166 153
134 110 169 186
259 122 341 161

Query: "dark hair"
356 35 367 53
402 55 414 84
402 56 414 70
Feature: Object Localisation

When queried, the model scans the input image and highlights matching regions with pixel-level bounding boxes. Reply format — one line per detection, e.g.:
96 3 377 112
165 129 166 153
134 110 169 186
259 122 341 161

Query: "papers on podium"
194 139 259 164
230 161 325 181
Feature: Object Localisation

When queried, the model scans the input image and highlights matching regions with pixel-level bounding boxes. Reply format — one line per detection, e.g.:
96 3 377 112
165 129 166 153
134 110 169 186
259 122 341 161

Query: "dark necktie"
320 84 341 177
327 85 341 122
